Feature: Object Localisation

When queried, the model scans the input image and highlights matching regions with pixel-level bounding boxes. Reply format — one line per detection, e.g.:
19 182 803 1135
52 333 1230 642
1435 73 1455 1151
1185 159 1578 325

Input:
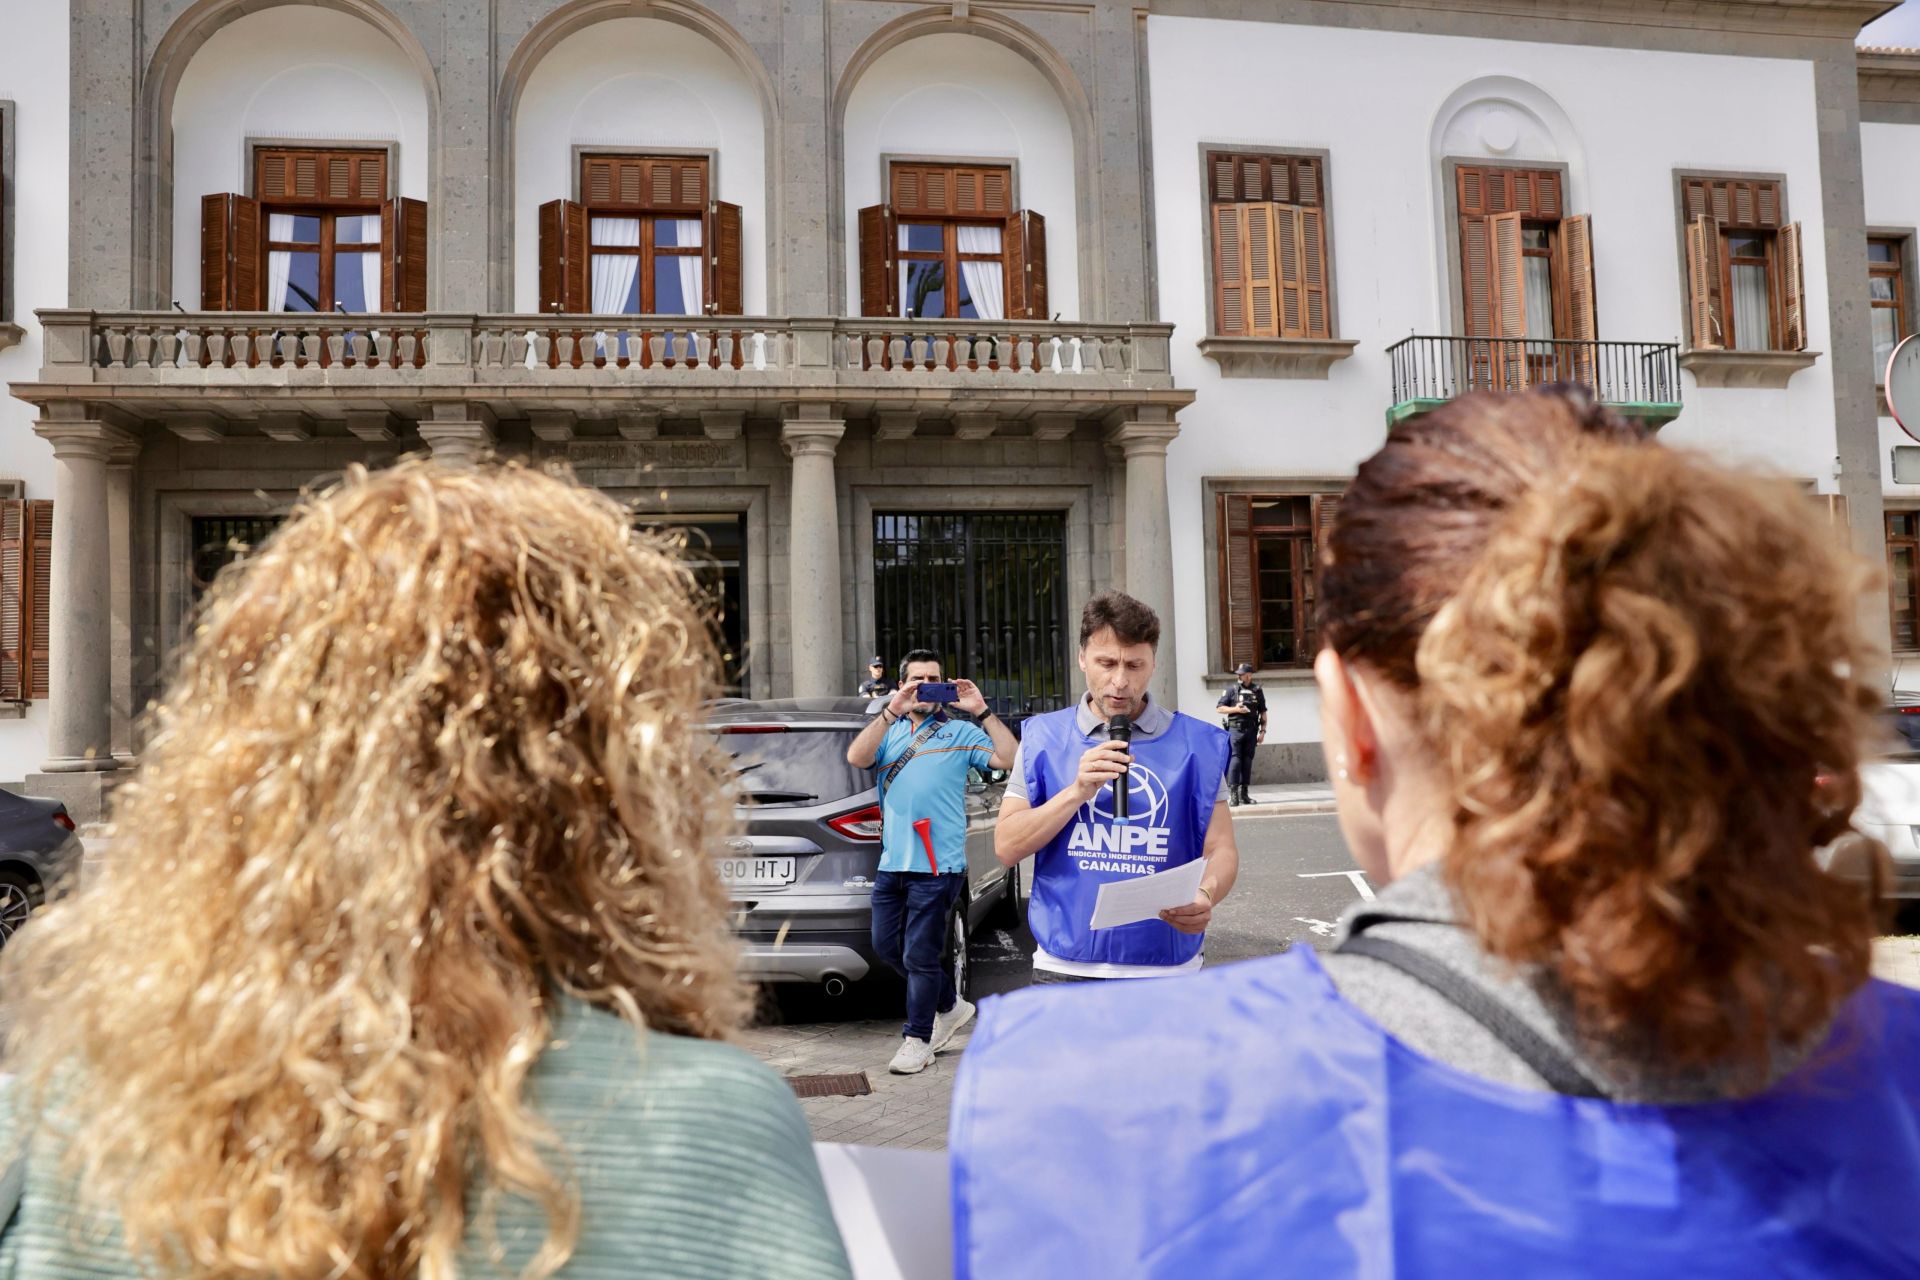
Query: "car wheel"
947 886 972 1002
0 870 42 948
990 860 1025 931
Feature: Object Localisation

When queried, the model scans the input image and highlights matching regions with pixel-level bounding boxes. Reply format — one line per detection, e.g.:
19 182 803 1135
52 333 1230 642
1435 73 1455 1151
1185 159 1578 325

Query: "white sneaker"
889 1036 936 1074
930 998 976 1051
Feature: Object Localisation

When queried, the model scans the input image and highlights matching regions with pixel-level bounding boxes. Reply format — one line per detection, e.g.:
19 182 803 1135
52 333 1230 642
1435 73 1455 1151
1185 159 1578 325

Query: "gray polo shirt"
1006 694 1227 805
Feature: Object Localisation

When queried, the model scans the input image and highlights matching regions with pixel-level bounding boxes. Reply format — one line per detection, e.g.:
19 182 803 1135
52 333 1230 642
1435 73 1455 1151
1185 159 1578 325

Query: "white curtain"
591 217 641 315
1731 264 1771 351
1523 258 1555 342
267 213 296 312
956 225 1004 320
674 219 705 316
358 215 381 312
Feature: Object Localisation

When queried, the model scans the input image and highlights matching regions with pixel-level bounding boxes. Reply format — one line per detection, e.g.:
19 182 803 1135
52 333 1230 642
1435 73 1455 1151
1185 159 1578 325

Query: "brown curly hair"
0 458 751 1278
1319 391 1883 1081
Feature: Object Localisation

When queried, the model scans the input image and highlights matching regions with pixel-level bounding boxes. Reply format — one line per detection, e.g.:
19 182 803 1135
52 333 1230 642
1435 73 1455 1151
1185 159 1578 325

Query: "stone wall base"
1249 741 1327 785
23 769 123 826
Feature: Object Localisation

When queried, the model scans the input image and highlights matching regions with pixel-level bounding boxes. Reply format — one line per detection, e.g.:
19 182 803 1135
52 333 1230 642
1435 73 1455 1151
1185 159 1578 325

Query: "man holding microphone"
994 592 1238 983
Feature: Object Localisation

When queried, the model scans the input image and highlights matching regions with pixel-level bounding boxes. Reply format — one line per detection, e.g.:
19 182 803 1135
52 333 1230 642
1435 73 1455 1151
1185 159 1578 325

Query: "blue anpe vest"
949 946 1920 1279
1020 706 1231 969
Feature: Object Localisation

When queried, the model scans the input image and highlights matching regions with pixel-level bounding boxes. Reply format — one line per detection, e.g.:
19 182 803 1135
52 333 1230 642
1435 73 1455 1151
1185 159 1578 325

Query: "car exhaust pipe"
821 974 849 998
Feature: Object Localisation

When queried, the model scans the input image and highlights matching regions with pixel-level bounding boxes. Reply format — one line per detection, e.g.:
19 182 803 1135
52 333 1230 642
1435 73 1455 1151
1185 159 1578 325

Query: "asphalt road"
761 811 1367 1022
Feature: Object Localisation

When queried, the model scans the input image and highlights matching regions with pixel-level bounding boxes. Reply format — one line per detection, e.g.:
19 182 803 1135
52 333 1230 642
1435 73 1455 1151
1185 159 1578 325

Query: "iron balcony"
1385 335 1683 428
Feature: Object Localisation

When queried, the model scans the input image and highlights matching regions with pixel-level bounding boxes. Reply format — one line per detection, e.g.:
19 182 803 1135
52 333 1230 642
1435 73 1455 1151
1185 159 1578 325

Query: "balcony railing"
1385 336 1682 426
20 310 1184 425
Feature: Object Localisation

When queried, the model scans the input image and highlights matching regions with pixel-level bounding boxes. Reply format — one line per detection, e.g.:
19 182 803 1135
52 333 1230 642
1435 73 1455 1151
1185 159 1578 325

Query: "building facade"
0 0 1906 815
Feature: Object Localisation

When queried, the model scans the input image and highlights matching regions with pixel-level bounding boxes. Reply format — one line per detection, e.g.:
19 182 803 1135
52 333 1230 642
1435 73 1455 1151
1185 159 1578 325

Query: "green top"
0 999 853 1279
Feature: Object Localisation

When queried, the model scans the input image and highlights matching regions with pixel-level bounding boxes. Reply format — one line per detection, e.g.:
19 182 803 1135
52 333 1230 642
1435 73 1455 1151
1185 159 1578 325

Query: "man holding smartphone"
846 649 1020 1073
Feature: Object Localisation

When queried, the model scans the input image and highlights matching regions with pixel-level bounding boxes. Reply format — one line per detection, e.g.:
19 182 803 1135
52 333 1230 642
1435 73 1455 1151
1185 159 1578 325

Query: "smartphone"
916 681 960 703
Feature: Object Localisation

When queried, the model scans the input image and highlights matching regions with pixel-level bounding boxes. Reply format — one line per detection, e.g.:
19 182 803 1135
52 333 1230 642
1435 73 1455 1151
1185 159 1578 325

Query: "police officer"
1217 662 1266 806
858 654 895 699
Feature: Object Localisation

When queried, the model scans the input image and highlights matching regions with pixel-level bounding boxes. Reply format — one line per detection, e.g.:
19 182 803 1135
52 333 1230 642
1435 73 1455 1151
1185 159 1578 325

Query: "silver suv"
708 698 1020 997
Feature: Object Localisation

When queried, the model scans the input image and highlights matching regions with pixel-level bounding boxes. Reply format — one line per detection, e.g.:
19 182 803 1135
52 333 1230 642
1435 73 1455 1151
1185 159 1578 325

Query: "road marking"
1297 869 1377 901
1293 917 1340 938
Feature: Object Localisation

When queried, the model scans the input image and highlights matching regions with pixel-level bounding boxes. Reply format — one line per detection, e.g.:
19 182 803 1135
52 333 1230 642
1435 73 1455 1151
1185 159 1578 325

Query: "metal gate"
871 512 1070 717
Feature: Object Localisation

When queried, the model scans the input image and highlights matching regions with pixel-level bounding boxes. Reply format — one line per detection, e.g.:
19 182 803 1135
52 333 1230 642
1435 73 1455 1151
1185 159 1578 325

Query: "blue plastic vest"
949 946 1920 1279
1019 705 1231 969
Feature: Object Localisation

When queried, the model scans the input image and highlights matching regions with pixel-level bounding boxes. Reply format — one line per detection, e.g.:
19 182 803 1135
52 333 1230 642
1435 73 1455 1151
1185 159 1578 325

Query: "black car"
0 787 83 947
707 698 1020 997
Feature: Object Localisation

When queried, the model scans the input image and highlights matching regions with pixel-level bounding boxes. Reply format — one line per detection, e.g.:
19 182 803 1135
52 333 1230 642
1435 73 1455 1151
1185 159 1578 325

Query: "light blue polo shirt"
874 713 994 874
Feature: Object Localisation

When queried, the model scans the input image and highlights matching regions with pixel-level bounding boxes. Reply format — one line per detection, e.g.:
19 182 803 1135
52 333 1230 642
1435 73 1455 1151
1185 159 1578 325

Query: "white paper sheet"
814 1142 952 1280
1088 856 1207 930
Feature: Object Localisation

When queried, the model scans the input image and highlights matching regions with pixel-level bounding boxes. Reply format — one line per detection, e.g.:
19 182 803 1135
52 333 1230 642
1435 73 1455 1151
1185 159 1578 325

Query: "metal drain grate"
786 1071 872 1099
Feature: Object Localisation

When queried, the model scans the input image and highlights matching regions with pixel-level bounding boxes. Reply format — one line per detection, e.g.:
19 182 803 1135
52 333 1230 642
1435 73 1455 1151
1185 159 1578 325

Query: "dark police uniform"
1216 679 1266 804
859 675 896 698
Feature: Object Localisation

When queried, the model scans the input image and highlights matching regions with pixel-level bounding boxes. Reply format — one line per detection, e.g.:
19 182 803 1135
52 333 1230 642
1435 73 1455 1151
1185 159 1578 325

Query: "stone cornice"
1859 47 1920 107
1149 0 1889 41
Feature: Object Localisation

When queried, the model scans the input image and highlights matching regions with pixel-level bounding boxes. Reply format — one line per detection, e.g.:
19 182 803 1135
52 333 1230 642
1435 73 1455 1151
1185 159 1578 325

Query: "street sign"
1888 333 1920 443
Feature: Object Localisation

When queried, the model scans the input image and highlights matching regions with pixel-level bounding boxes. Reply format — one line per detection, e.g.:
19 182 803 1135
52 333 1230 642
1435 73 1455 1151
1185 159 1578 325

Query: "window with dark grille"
639 515 745 693
1218 492 1342 671
871 512 1069 716
1206 150 1330 339
1891 511 1920 652
191 516 285 601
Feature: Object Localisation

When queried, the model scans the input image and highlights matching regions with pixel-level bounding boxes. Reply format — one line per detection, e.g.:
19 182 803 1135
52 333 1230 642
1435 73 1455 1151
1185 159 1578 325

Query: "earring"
1335 754 1350 782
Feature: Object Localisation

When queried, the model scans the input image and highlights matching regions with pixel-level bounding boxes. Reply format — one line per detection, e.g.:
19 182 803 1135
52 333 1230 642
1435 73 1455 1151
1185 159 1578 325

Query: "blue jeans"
870 870 965 1042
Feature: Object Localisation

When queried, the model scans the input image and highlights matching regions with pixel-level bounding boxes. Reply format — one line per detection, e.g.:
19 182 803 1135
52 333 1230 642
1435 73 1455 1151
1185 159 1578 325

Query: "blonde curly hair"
1 458 751 1279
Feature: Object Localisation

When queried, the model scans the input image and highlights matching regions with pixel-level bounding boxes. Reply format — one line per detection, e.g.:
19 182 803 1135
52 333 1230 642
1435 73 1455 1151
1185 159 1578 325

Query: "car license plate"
718 856 796 888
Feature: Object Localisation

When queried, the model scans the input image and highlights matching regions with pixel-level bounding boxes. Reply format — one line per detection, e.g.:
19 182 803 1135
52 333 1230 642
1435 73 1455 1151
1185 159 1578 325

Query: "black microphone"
1107 714 1132 823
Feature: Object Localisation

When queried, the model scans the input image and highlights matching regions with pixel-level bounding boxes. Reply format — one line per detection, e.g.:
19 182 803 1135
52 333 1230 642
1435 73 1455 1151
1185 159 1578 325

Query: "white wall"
170 7 431 308
0 0 69 783
842 33 1081 320
1148 16 1830 738
1863 121 1920 509
512 18 769 314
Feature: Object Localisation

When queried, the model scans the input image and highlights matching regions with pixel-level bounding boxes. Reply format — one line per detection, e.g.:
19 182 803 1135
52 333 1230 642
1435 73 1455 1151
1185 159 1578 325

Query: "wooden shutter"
255 147 386 207
1304 492 1343 654
1562 214 1597 386
1273 204 1329 339
538 198 587 313
23 500 49 701
0 500 21 702
857 204 896 318
1685 213 1725 350
1214 205 1248 336
1781 220 1807 352
1006 209 1049 320
1490 211 1526 389
200 193 261 310
1462 213 1495 339
709 201 743 316
1222 494 1256 670
380 197 428 312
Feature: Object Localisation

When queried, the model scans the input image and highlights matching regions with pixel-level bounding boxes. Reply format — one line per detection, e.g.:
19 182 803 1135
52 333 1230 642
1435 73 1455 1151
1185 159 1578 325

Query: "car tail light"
827 804 884 841
51 812 75 832
720 725 788 734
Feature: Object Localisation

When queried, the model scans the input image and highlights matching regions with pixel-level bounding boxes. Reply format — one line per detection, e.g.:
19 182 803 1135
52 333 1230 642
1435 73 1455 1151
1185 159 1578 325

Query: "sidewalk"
1238 782 1338 815
1874 936 1920 988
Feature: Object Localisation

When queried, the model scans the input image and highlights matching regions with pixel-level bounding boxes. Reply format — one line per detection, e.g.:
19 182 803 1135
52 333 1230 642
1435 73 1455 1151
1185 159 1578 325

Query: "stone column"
106 444 137 765
1108 415 1180 708
28 416 138 821
1813 45 1892 661
417 403 497 467
782 409 846 699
